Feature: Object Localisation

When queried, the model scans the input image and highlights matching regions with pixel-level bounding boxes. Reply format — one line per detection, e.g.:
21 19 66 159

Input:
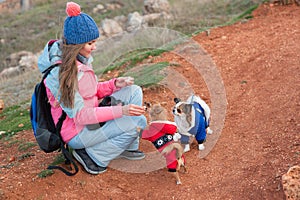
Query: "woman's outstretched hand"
122 104 145 116
115 77 134 88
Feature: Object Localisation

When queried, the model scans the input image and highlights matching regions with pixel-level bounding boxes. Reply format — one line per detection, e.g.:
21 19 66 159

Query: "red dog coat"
142 121 184 172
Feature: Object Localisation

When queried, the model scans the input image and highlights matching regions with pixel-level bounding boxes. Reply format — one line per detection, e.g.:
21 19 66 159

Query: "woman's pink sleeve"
96 78 120 99
75 105 123 125
95 105 123 122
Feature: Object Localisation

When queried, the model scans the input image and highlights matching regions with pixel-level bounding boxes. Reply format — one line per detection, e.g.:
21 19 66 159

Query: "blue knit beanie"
64 2 99 44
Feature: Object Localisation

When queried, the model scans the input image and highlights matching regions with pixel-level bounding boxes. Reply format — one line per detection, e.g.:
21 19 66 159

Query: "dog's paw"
198 144 205 151
173 132 181 142
183 144 190 152
207 127 213 134
176 180 182 185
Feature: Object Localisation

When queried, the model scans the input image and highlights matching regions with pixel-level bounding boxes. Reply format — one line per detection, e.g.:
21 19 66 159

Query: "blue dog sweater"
180 101 209 144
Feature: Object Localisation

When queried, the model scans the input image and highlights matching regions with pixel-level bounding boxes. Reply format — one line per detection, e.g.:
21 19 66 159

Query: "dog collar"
152 134 173 149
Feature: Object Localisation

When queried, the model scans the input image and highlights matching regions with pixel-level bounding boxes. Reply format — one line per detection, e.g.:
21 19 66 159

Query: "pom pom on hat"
66 2 81 17
63 2 99 44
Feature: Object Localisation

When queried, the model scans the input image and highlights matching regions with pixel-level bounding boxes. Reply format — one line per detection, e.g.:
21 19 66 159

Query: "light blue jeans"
68 85 147 167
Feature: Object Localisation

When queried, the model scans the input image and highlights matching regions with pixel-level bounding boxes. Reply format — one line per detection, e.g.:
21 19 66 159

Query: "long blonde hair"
59 39 85 108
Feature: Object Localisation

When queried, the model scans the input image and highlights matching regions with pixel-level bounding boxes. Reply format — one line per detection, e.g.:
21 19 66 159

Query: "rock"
93 3 105 13
282 165 300 200
48 21 56 28
19 53 37 69
101 18 123 37
0 51 37 78
144 0 170 14
93 2 123 14
4 51 36 68
9 156 15 162
106 2 124 10
114 15 128 30
126 12 145 32
143 13 162 24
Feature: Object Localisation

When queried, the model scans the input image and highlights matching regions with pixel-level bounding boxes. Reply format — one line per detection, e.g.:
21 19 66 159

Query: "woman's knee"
130 84 142 94
137 115 147 129
122 85 143 99
112 85 142 103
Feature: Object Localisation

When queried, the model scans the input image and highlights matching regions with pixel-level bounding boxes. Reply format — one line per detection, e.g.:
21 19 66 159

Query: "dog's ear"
183 104 192 114
153 104 163 114
174 98 181 104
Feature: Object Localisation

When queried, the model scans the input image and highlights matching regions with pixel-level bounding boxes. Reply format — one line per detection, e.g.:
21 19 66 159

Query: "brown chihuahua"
142 102 186 184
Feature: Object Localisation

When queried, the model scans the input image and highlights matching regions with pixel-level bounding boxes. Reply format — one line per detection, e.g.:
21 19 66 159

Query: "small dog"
173 95 213 152
142 103 186 184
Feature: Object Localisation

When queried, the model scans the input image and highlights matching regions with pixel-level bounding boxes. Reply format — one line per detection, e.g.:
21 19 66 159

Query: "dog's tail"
161 143 184 159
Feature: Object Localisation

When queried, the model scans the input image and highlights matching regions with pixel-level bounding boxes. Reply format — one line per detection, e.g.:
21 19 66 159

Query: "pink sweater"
45 62 122 143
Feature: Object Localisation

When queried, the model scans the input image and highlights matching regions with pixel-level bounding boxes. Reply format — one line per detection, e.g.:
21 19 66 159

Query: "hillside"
0 3 299 200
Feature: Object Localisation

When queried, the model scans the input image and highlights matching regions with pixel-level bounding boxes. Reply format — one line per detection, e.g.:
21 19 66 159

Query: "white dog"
172 95 213 152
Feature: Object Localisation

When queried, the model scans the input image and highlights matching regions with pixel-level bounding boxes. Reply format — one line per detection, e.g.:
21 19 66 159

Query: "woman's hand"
122 104 145 116
115 77 134 88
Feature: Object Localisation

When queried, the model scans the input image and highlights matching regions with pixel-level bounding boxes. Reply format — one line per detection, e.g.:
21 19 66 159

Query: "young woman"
37 2 147 174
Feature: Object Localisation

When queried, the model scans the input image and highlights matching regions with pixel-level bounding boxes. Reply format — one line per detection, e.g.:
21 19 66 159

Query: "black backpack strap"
47 143 79 176
47 111 79 176
42 64 59 77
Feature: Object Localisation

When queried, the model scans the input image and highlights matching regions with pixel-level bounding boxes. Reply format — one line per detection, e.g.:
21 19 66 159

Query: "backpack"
30 64 78 176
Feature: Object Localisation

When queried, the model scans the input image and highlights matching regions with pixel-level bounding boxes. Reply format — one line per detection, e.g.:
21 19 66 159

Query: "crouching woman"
38 2 147 174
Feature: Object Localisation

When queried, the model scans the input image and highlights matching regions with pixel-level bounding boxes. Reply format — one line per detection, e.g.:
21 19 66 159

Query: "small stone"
9 156 15 162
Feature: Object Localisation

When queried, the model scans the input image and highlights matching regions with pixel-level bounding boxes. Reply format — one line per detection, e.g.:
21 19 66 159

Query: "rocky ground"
0 3 299 200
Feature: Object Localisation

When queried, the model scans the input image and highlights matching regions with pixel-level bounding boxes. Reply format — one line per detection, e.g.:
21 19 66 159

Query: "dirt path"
0 3 299 200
